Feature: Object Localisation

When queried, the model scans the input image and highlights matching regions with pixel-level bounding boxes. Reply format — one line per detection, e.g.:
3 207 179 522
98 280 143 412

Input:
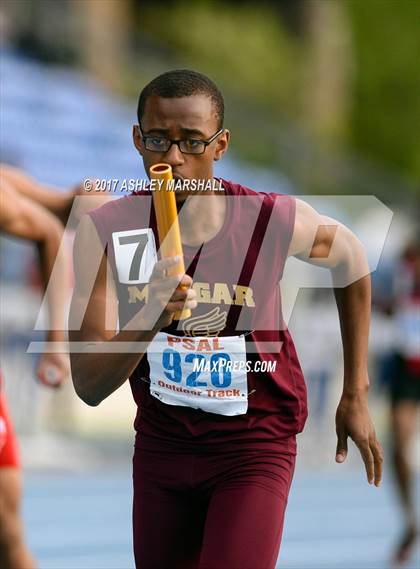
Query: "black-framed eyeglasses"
138 125 224 155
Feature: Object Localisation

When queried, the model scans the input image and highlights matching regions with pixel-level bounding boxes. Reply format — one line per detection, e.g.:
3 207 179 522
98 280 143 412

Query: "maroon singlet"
89 179 307 453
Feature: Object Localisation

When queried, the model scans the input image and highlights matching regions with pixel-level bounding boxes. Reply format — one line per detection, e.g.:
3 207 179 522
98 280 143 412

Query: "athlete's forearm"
70 313 160 406
0 165 70 219
36 219 68 342
333 274 371 395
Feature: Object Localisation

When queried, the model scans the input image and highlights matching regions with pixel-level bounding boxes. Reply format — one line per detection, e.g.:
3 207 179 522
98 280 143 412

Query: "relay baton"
150 163 191 320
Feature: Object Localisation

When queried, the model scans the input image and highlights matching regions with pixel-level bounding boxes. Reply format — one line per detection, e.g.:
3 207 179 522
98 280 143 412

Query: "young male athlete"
69 70 383 569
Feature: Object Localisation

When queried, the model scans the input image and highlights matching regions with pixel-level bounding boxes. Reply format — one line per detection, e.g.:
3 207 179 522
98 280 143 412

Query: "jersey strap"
226 194 274 333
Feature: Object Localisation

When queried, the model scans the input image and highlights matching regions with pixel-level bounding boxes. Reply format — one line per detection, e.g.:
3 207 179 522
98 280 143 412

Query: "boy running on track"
70 69 383 569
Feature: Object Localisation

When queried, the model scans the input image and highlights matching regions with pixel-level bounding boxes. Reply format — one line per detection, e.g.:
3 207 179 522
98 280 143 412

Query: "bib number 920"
162 349 232 388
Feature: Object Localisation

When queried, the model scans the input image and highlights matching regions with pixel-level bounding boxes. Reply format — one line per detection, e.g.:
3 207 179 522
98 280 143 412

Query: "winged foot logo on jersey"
181 307 227 337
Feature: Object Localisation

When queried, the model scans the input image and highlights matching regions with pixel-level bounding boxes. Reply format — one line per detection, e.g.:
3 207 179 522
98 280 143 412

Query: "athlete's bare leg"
0 468 36 569
390 401 419 565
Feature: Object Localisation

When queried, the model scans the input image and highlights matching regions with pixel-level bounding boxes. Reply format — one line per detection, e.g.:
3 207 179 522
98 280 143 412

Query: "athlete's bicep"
288 198 349 268
69 214 118 342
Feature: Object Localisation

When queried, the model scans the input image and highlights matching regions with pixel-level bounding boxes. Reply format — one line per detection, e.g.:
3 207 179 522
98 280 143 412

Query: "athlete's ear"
214 129 230 162
133 125 144 156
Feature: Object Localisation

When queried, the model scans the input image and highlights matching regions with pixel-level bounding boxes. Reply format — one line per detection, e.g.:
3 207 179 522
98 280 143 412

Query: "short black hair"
137 69 224 129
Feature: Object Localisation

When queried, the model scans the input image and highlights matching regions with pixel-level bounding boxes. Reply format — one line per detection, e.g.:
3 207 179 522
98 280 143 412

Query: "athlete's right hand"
142 256 197 330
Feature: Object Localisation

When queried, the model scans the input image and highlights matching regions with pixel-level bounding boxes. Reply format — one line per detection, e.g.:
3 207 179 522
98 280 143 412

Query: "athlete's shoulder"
89 191 150 222
221 179 260 197
87 191 153 247
221 178 294 203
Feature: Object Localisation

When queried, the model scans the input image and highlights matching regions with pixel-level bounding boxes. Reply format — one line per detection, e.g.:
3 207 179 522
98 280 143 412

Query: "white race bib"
112 228 157 284
147 332 248 416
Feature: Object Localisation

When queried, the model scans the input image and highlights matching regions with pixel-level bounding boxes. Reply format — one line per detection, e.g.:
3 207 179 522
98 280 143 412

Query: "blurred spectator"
377 240 420 566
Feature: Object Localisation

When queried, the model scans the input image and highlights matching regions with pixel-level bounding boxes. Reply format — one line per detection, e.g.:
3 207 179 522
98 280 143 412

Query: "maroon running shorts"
132 439 296 569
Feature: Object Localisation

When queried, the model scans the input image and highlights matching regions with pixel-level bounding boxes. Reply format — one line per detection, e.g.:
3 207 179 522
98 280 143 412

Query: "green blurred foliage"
137 1 306 179
139 1 302 116
347 0 420 186
136 0 418 196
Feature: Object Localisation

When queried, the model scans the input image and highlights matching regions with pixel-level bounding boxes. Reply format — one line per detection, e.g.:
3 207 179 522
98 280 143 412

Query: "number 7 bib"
147 332 248 416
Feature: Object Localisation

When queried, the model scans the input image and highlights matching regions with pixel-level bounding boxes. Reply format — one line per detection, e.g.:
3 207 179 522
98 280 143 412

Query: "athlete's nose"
164 142 185 167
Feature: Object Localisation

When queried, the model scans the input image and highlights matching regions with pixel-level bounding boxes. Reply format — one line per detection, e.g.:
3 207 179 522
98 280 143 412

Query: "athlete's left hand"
335 390 383 486
37 352 70 388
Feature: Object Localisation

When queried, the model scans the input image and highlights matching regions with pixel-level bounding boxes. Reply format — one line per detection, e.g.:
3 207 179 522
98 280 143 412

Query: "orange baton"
150 163 191 320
